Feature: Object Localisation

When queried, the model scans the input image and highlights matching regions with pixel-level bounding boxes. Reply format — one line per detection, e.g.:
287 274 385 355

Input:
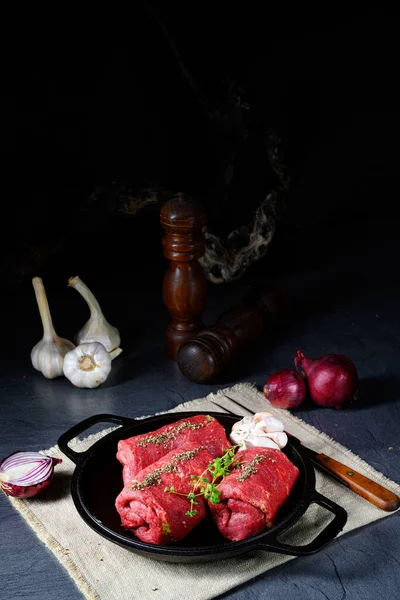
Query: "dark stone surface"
0 217 399 599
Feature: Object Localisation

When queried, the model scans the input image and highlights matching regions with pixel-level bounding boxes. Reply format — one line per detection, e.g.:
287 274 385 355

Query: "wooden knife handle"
316 454 400 511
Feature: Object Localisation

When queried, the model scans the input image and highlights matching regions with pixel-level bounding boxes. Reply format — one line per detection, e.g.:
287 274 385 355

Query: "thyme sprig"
164 446 239 517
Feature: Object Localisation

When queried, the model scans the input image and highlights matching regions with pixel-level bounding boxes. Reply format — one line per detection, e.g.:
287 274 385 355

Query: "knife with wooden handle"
289 436 400 511
210 397 400 512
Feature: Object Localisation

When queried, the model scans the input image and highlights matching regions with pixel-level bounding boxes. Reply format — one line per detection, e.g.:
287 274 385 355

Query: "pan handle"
58 414 132 464
258 491 347 556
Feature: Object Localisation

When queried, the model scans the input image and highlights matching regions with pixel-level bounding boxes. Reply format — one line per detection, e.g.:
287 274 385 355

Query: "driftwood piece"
84 130 290 285
82 181 278 285
199 130 291 283
199 191 278 284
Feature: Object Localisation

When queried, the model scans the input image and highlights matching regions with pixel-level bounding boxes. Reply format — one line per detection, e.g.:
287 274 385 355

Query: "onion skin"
263 369 307 409
295 350 358 409
1 474 56 498
0 453 62 499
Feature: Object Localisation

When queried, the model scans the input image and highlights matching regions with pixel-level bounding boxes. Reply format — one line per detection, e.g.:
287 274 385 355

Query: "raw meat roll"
116 442 215 545
117 414 229 484
209 447 299 541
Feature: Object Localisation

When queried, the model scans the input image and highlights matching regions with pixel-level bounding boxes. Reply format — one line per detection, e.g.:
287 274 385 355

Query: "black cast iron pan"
58 412 347 563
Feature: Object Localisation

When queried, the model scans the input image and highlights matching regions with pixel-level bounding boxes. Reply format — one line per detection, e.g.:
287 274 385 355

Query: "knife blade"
209 396 400 512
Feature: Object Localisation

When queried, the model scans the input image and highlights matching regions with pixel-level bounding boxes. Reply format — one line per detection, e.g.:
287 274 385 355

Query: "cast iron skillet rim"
66 411 322 556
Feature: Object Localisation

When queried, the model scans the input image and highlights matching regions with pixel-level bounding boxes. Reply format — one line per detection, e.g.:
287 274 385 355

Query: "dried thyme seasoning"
131 446 207 490
237 455 265 482
136 415 214 447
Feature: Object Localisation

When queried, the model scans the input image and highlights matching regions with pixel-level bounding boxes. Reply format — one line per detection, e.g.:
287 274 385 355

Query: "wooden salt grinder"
176 289 282 382
160 194 208 360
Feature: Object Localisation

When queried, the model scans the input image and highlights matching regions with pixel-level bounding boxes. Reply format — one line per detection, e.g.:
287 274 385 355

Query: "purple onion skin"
0 455 62 499
2 476 54 498
263 369 307 409
295 350 358 409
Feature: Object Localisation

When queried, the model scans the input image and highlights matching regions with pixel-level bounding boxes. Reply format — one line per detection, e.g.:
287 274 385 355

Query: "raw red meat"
117 415 229 484
115 442 214 545
209 447 299 541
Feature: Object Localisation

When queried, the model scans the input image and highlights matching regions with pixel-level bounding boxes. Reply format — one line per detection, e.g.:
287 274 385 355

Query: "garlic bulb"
229 411 288 451
68 276 121 354
31 277 75 379
63 342 112 388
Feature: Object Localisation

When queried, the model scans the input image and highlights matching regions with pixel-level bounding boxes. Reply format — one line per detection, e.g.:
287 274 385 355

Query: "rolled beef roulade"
209 447 300 541
117 415 229 484
116 441 215 545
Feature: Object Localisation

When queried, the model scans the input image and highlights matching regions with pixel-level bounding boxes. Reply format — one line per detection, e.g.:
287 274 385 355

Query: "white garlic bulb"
68 276 121 354
31 277 75 379
229 411 288 451
63 342 112 388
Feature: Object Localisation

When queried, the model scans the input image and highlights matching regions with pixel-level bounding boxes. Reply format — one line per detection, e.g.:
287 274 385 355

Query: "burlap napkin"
8 383 400 600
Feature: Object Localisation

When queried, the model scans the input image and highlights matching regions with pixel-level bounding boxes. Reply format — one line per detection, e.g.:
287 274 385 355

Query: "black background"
1 5 399 291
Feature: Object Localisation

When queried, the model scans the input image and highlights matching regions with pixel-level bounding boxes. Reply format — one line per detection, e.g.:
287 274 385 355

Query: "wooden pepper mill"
176 288 282 382
160 193 208 360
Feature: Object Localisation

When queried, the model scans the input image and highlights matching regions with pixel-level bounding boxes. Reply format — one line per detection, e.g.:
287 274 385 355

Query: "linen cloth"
8 383 400 600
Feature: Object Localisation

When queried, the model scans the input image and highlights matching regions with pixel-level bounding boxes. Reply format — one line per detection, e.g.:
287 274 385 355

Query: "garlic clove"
264 431 288 448
229 417 254 447
237 436 281 451
253 414 285 433
229 412 288 451
253 412 273 421
68 276 121 353
230 429 249 448
31 277 75 379
63 342 112 388
231 416 254 435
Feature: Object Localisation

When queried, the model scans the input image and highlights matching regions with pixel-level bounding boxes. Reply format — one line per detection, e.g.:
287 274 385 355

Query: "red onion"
0 451 62 498
295 350 358 409
263 369 307 409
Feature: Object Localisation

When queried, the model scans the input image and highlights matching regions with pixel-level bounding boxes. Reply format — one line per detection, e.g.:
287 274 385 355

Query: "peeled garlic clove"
265 431 288 448
238 436 281 451
253 415 285 433
31 277 75 379
68 276 121 353
230 417 254 446
231 417 254 436
63 342 112 388
229 412 288 451
230 429 249 447
253 412 273 421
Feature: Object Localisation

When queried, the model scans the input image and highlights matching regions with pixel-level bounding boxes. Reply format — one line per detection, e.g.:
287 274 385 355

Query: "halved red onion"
0 451 62 498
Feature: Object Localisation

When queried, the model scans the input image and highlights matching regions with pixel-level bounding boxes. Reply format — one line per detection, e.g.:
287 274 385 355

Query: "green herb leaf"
167 446 238 517
209 488 220 504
